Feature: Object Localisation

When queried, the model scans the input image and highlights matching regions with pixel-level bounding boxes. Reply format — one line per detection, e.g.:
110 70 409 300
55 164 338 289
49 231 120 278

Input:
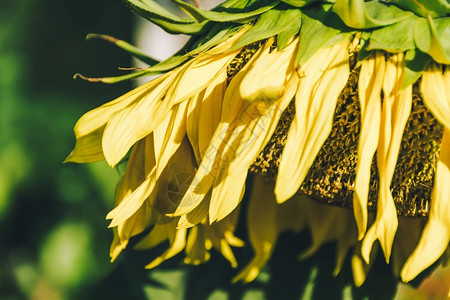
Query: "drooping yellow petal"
361 53 412 264
298 199 358 277
421 63 450 130
74 75 169 138
108 137 156 259
275 39 351 203
186 70 226 163
134 218 170 250
353 51 385 240
391 218 423 277
204 210 243 268
239 38 299 102
351 243 378 287
184 225 211 265
170 46 266 217
64 127 105 163
232 175 279 283
144 221 188 269
197 72 226 160
107 103 189 227
401 128 450 282
209 74 298 222
102 70 180 167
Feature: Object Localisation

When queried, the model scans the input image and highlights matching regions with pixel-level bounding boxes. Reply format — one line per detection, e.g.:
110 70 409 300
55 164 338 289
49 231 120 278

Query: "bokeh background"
1 0 450 299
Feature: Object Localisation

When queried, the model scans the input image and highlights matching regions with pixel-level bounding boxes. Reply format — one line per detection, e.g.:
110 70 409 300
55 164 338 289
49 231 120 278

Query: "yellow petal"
134 219 169 250
145 221 187 269
353 51 385 239
401 128 450 282
275 39 351 203
351 243 378 287
184 225 210 265
232 175 279 282
102 71 180 167
209 74 298 222
74 75 168 138
64 127 105 163
186 70 227 163
361 53 412 264
421 63 450 130
239 38 299 102
391 218 423 277
107 102 189 226
197 71 226 160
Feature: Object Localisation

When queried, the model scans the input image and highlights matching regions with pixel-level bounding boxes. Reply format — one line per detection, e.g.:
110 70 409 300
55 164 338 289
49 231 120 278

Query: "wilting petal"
102 71 180 167
165 40 241 106
421 63 450 130
362 53 412 264
186 70 227 163
353 51 385 239
391 218 423 276
74 77 167 138
209 74 298 222
240 38 299 102
64 127 105 163
144 221 188 269
107 104 189 227
233 175 305 283
233 175 279 283
298 200 358 277
401 128 450 282
275 39 351 203
351 243 378 287
184 225 211 265
170 49 264 217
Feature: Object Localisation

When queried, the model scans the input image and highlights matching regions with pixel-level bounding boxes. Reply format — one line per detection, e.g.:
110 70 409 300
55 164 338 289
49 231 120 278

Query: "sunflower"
67 0 450 287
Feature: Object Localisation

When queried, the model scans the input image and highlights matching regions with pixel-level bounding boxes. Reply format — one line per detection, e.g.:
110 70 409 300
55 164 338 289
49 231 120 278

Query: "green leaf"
332 0 412 29
123 0 195 24
277 14 302 50
415 17 450 64
231 7 302 50
367 15 417 52
173 0 280 23
296 4 351 64
402 49 431 89
389 0 450 18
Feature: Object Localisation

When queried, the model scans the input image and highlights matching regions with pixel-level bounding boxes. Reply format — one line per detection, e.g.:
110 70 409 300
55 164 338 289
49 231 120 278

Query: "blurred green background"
1 1 448 299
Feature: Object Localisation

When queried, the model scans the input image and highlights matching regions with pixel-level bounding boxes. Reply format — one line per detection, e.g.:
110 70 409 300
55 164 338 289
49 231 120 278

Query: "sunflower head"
68 0 450 287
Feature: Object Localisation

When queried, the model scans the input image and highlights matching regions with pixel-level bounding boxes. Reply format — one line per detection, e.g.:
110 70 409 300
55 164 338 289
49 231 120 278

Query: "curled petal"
401 129 450 282
275 38 351 202
362 53 412 263
353 51 384 239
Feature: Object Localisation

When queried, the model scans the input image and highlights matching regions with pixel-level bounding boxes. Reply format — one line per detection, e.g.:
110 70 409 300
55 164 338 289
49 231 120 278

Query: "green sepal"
296 4 351 64
332 0 412 29
151 18 209 34
74 24 243 84
402 49 431 89
173 0 280 23
414 17 450 64
230 6 302 50
367 15 417 53
73 69 161 84
356 32 373 65
123 0 195 24
86 34 160 66
277 13 302 50
389 0 450 18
